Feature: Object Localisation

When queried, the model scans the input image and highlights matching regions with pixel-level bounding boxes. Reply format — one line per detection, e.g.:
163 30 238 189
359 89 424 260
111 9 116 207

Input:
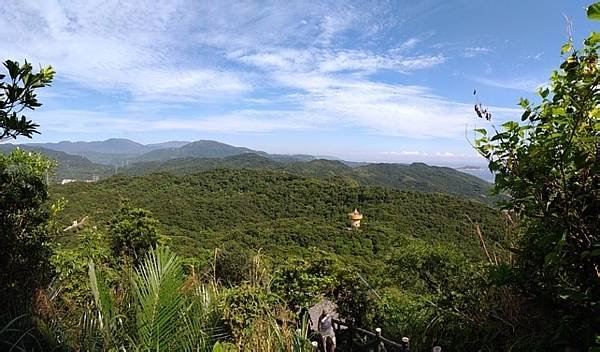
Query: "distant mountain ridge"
4 138 495 203
27 138 155 155
134 140 262 162
19 138 320 165
23 138 187 164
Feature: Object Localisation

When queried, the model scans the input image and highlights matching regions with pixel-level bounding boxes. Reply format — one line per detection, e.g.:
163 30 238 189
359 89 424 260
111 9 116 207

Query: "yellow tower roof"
348 208 363 220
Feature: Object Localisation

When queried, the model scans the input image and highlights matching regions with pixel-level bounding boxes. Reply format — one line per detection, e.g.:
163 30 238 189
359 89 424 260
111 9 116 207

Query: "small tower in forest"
348 208 363 229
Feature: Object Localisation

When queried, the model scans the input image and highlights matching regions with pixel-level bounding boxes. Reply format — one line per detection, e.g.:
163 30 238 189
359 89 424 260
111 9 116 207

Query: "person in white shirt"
318 308 336 352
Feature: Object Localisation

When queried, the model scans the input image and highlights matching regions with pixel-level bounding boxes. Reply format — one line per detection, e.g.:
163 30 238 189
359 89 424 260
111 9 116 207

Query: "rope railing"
330 318 409 352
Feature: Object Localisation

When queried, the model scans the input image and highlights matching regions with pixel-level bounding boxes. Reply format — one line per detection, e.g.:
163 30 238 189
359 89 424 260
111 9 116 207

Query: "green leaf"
4 60 19 80
132 247 186 351
518 98 529 109
501 121 519 131
585 32 600 46
587 2 600 20
213 342 224 352
474 128 487 135
561 42 573 55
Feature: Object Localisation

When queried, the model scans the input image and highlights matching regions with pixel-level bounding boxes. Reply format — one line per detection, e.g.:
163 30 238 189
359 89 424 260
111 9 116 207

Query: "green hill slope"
0 144 113 181
134 140 262 162
353 162 492 202
120 153 281 176
24 138 191 165
119 154 494 203
51 169 503 267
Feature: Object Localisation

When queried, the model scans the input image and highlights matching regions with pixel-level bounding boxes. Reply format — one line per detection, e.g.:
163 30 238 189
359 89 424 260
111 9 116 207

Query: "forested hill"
51 168 504 267
6 139 495 204
119 153 494 204
133 140 262 162
0 144 113 181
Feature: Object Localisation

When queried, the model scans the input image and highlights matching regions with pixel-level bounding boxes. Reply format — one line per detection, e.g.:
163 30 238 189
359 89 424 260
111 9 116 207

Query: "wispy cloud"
392 38 421 53
30 109 316 134
525 52 544 61
472 76 546 91
464 46 492 58
230 48 446 74
0 0 253 102
381 150 429 156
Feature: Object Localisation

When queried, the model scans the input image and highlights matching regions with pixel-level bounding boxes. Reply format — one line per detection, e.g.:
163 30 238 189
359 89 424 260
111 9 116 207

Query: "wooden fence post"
376 327 383 352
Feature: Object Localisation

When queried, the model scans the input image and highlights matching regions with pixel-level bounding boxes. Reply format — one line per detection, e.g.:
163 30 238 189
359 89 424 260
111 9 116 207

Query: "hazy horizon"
11 136 492 167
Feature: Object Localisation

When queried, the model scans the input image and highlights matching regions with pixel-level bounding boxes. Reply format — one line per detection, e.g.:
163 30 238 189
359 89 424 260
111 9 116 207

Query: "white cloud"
472 76 546 91
464 46 492 58
29 109 316 134
436 151 459 157
391 38 421 53
260 72 520 139
153 111 316 133
33 79 522 139
525 52 544 61
381 150 428 156
0 0 251 102
230 47 446 75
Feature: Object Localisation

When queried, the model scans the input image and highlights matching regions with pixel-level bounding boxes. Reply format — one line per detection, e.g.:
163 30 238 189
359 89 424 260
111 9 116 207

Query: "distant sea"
457 168 495 183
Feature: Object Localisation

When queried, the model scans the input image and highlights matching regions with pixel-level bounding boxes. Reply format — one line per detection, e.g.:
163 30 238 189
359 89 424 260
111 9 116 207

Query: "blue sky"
1 0 596 164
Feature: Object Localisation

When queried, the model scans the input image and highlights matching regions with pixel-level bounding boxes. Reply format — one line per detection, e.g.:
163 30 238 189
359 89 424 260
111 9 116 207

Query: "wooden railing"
331 318 408 352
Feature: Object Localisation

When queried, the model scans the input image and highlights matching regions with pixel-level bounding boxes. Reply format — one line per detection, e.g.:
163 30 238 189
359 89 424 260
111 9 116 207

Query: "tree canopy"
474 12 600 348
0 60 54 141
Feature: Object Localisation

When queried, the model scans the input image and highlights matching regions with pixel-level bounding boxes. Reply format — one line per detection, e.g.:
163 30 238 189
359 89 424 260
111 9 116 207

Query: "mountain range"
1 138 495 203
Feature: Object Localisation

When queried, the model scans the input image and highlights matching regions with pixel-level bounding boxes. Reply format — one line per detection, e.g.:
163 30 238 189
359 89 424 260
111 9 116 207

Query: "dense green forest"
118 154 495 204
51 168 503 265
0 141 495 203
44 168 513 351
1 141 495 203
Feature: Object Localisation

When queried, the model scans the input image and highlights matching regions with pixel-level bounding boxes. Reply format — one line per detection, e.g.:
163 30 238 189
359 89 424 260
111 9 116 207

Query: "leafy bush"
474 15 600 350
109 201 159 263
0 149 55 312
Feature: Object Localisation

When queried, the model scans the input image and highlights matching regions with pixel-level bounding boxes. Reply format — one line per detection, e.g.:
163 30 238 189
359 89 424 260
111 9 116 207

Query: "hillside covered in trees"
118 154 495 203
52 168 503 264
2 139 495 203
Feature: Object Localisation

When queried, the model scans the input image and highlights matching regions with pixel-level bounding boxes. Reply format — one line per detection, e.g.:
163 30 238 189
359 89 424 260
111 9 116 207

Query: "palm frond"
88 261 115 331
179 283 229 351
131 246 186 351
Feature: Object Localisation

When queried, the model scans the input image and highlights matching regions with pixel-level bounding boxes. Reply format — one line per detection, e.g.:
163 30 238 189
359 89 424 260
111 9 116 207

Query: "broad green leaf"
585 32 600 46
587 2 600 20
